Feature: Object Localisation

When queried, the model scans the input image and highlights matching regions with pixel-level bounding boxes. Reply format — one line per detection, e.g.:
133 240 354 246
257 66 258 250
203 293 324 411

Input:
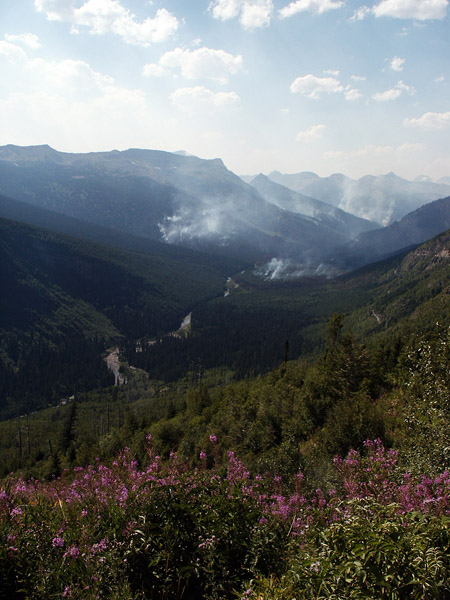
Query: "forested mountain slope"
122 228 450 383
0 216 239 417
343 195 450 268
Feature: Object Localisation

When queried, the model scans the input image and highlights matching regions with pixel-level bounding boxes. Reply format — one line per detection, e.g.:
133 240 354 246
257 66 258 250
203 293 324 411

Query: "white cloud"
373 87 402 101
279 0 344 18
349 5 371 20
290 74 361 101
170 86 240 112
296 124 325 141
290 74 343 98
351 74 366 81
373 0 448 20
143 47 243 84
34 0 178 46
28 57 114 91
142 63 167 77
4 33 41 49
350 0 448 21
0 40 115 93
403 110 450 129
323 69 339 76
0 41 28 63
344 86 362 100
34 0 74 21
209 0 273 29
435 75 445 83
390 56 405 71
372 80 415 101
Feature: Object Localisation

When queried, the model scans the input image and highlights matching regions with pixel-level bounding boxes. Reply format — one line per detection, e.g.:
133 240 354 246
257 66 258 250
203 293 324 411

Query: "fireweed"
1 439 450 599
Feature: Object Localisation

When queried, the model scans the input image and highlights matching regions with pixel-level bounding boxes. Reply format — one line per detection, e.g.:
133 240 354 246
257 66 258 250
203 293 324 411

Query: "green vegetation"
0 217 241 418
0 221 449 598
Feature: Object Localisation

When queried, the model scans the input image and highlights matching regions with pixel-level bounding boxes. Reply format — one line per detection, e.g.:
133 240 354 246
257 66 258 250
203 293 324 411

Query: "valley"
0 145 449 600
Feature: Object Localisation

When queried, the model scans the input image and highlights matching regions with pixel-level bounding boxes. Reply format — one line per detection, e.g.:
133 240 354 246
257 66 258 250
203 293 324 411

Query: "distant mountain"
266 170 450 226
2 145 450 276
342 196 450 268
0 144 373 268
249 174 377 239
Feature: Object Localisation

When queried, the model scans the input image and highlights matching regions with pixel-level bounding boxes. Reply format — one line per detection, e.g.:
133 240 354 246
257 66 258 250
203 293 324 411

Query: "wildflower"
209 434 217 444
10 507 23 517
64 546 80 559
199 450 207 460
52 536 65 548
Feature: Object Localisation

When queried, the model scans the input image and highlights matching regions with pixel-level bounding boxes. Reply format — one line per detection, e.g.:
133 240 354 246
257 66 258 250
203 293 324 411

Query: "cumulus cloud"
0 41 28 63
349 5 372 20
34 0 178 46
143 47 243 84
373 0 448 20
0 41 115 93
350 0 448 21
390 56 405 71
296 124 325 141
4 33 41 49
344 86 362 100
142 63 167 77
279 0 344 18
403 110 450 129
290 74 343 98
28 57 114 91
209 0 273 29
372 80 415 101
290 74 361 101
170 86 240 112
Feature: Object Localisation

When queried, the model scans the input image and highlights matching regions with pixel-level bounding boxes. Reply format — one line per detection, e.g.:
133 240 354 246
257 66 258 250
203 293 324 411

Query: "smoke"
255 257 339 280
338 179 393 225
158 199 235 245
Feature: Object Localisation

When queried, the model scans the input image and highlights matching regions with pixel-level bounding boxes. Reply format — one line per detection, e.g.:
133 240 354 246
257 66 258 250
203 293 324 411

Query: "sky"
0 0 449 180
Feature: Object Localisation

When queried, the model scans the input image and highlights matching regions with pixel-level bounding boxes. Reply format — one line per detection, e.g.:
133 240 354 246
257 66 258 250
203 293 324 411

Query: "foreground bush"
1 439 450 599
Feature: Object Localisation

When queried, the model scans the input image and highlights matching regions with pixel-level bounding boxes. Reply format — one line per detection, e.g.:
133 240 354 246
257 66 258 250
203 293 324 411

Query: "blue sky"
0 0 449 179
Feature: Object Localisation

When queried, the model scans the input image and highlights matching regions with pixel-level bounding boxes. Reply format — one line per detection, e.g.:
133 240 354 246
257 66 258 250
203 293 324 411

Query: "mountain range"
259 170 450 226
1 144 450 276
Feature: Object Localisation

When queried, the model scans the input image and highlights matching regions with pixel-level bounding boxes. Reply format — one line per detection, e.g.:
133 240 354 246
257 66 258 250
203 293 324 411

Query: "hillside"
0 216 240 417
121 228 450 383
0 229 448 479
342 195 450 269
